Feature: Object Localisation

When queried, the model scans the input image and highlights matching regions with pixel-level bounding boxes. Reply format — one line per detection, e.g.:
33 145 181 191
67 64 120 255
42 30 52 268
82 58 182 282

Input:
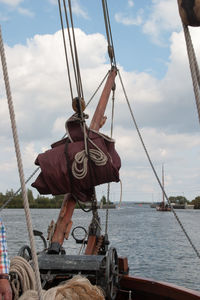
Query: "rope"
182 23 200 123
18 275 105 300
57 0 84 102
86 71 109 108
10 256 36 300
105 88 116 235
101 0 116 66
118 69 200 260
0 167 40 212
0 26 43 300
67 0 84 100
57 0 74 100
72 143 108 180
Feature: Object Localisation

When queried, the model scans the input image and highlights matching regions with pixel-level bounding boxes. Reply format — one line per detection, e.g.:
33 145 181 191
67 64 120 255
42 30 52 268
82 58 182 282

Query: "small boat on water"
1 0 200 299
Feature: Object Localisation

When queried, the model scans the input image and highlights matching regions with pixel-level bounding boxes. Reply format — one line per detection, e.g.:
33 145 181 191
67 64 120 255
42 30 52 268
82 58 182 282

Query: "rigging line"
101 0 116 66
62 0 79 96
103 0 116 66
68 0 84 99
183 24 200 87
58 0 74 101
105 88 116 235
118 70 200 260
86 71 109 108
0 167 40 212
183 24 200 123
0 26 43 300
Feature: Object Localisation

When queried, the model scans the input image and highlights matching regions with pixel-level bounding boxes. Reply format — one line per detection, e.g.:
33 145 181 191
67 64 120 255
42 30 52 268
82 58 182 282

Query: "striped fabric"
0 218 10 274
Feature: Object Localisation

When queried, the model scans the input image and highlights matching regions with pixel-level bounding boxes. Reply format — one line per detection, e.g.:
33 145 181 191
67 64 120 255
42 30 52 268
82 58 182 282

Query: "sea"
1 202 200 292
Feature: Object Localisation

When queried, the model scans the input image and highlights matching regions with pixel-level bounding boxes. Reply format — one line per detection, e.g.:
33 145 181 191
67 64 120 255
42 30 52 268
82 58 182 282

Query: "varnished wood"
90 67 117 131
85 236 97 255
117 275 200 300
51 194 76 246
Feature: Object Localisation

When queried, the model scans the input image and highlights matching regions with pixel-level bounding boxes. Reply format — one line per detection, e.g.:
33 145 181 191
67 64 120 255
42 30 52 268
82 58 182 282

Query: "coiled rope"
182 23 200 124
0 26 43 300
18 274 105 300
10 258 104 300
10 256 36 300
72 139 108 180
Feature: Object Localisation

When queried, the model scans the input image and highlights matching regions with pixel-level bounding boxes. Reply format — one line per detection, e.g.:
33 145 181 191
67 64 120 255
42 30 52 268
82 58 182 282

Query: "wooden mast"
162 164 164 209
90 67 117 131
85 66 117 255
49 67 117 253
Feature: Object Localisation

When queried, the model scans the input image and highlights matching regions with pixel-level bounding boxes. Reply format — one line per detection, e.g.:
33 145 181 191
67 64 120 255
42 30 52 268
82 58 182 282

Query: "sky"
0 0 199 203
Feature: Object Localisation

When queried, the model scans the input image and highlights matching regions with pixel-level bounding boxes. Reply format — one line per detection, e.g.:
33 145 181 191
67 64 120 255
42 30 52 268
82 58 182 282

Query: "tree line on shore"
169 196 200 209
0 190 200 209
0 189 67 209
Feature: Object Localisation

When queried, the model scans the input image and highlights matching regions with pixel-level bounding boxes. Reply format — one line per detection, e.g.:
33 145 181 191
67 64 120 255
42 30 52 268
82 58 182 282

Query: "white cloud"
115 1 182 44
142 0 181 44
72 0 88 19
48 0 57 5
17 7 34 17
0 26 199 201
49 0 88 19
128 0 134 8
0 0 23 6
115 12 142 26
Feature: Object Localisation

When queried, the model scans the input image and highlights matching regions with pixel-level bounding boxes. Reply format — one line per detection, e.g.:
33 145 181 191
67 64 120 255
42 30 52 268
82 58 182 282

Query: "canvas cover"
32 115 121 202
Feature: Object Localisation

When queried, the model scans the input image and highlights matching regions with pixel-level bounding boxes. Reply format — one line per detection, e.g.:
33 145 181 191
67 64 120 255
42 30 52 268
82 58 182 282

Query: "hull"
117 275 200 300
156 206 171 211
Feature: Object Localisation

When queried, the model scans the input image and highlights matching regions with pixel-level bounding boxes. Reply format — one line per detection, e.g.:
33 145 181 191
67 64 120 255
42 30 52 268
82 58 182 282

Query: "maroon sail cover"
32 115 121 202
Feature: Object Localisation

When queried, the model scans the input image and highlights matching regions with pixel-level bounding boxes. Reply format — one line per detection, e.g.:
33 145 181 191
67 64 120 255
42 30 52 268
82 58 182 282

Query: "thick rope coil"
18 275 105 300
10 256 36 300
72 142 108 180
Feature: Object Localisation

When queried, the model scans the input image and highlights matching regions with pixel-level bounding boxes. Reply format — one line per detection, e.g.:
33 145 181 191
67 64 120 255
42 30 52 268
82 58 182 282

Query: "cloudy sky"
0 0 199 203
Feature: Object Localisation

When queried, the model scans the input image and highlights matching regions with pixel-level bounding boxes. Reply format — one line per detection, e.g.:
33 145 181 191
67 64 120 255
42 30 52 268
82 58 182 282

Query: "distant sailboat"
156 164 171 212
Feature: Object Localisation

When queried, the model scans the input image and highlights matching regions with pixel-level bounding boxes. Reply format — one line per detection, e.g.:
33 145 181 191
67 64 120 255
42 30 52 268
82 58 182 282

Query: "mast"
162 164 164 208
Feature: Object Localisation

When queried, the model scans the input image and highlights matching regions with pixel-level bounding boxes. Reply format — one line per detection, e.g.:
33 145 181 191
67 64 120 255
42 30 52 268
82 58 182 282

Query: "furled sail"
32 114 121 202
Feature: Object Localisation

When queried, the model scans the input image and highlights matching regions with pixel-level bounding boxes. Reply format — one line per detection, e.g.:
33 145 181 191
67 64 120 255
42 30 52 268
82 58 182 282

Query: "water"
1 203 200 292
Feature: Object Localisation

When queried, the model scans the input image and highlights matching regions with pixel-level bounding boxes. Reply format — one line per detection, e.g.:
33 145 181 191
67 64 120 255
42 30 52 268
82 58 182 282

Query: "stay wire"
118 69 200 260
68 0 84 99
62 0 79 97
85 71 109 108
0 167 40 212
105 87 116 235
101 0 116 67
58 0 73 101
104 0 116 66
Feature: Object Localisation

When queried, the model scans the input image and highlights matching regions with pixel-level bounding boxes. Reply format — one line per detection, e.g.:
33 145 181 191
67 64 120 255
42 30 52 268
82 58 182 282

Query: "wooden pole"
50 67 117 254
90 67 117 131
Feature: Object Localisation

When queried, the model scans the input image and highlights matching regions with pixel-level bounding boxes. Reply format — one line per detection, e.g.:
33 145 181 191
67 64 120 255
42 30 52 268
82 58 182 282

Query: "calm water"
1 203 200 292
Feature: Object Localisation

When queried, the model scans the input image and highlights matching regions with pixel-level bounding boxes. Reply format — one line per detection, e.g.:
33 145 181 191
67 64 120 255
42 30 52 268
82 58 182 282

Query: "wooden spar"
90 67 117 131
49 67 117 252
50 194 76 248
85 67 117 255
